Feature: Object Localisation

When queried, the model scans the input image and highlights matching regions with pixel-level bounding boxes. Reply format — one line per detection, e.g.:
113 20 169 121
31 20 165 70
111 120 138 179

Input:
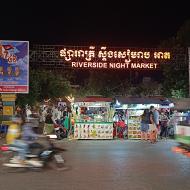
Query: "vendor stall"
175 111 190 147
113 97 172 139
72 97 114 139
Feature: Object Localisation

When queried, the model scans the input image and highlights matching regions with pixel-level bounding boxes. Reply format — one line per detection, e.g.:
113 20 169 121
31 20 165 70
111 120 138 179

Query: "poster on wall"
0 40 29 93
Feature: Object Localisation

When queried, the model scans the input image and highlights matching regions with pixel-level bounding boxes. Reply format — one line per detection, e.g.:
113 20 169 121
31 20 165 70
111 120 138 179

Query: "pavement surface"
0 139 190 190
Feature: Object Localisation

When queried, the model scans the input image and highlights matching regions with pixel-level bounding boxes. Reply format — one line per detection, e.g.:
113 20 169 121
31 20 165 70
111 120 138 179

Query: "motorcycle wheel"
0 150 14 165
47 154 70 171
1 162 28 173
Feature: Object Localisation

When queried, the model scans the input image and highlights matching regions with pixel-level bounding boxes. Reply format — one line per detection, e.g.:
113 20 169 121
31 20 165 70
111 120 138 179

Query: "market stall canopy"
75 97 112 103
114 97 173 106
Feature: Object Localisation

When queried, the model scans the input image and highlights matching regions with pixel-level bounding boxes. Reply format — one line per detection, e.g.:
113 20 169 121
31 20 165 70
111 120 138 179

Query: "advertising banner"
0 40 29 93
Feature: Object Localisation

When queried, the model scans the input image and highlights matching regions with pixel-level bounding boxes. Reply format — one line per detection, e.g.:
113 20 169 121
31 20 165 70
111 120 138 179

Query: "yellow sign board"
3 106 13 116
1 94 16 102
2 121 12 125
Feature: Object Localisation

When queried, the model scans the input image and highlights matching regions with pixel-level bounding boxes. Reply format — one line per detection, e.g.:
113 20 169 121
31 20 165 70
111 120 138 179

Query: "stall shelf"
114 97 167 139
72 97 114 140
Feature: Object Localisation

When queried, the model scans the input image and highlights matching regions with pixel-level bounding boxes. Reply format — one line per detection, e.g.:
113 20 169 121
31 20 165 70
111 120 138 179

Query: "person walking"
153 107 160 130
159 109 169 139
43 110 54 135
140 109 149 141
149 106 157 143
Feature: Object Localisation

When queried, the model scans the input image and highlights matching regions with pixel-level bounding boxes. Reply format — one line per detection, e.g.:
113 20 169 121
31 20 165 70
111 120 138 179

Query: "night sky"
1 1 190 47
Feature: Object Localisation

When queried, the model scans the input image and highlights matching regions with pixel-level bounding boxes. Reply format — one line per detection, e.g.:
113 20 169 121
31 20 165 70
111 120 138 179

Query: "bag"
149 124 156 131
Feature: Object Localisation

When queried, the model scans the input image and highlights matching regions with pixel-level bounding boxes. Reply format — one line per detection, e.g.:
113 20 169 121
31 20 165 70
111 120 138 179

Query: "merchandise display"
72 98 114 139
74 122 113 139
113 97 174 140
114 103 160 139
127 109 144 139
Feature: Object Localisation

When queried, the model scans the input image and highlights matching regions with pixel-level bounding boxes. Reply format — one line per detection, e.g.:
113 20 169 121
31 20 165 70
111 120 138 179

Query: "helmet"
25 117 39 128
12 116 22 123
25 117 36 123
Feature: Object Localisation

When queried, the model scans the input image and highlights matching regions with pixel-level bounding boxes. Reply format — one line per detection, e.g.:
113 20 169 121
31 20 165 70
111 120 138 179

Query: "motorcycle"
0 136 69 171
53 123 68 140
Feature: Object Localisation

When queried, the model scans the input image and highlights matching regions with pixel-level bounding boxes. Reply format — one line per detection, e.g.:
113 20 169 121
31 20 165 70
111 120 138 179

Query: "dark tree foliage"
16 70 71 106
160 19 190 98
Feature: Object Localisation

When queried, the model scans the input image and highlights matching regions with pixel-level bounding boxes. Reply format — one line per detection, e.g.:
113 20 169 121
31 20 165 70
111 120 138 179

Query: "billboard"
60 46 171 69
0 40 29 93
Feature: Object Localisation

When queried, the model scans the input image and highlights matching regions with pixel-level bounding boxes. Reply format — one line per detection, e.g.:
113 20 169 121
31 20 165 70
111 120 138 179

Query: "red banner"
0 86 28 93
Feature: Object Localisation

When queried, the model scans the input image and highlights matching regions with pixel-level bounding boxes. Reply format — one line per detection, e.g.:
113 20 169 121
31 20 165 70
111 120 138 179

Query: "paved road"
0 139 190 190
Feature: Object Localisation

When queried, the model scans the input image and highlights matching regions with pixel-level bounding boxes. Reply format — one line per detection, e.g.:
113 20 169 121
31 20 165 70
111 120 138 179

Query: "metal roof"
75 97 112 103
115 97 171 105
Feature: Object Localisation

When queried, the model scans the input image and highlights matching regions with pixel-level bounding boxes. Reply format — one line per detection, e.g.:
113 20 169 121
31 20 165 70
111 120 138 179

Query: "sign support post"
188 47 190 97
0 94 16 125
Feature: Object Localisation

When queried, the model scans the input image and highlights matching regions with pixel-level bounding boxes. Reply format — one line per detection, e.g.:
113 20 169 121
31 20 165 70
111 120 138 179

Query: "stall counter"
74 122 113 139
175 124 190 146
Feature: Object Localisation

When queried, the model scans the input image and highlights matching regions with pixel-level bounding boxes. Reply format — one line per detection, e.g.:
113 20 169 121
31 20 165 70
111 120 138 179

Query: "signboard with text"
60 46 171 69
0 40 29 93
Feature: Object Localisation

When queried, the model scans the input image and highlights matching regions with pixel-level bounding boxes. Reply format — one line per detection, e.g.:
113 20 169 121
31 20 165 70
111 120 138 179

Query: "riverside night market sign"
59 46 171 69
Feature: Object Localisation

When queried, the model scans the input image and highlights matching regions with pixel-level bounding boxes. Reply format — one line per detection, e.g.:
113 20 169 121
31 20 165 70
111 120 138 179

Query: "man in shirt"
153 107 160 131
149 106 159 143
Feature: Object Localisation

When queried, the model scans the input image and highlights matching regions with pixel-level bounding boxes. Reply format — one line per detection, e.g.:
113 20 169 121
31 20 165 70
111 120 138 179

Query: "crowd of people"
40 104 70 136
140 106 178 143
4 103 180 150
15 104 71 137
4 103 71 166
112 105 178 142
0 99 184 166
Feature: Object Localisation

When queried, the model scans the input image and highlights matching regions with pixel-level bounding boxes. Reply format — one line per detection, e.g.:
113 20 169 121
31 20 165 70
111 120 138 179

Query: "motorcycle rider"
6 116 22 145
7 116 45 166
21 117 46 167
6 116 28 165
